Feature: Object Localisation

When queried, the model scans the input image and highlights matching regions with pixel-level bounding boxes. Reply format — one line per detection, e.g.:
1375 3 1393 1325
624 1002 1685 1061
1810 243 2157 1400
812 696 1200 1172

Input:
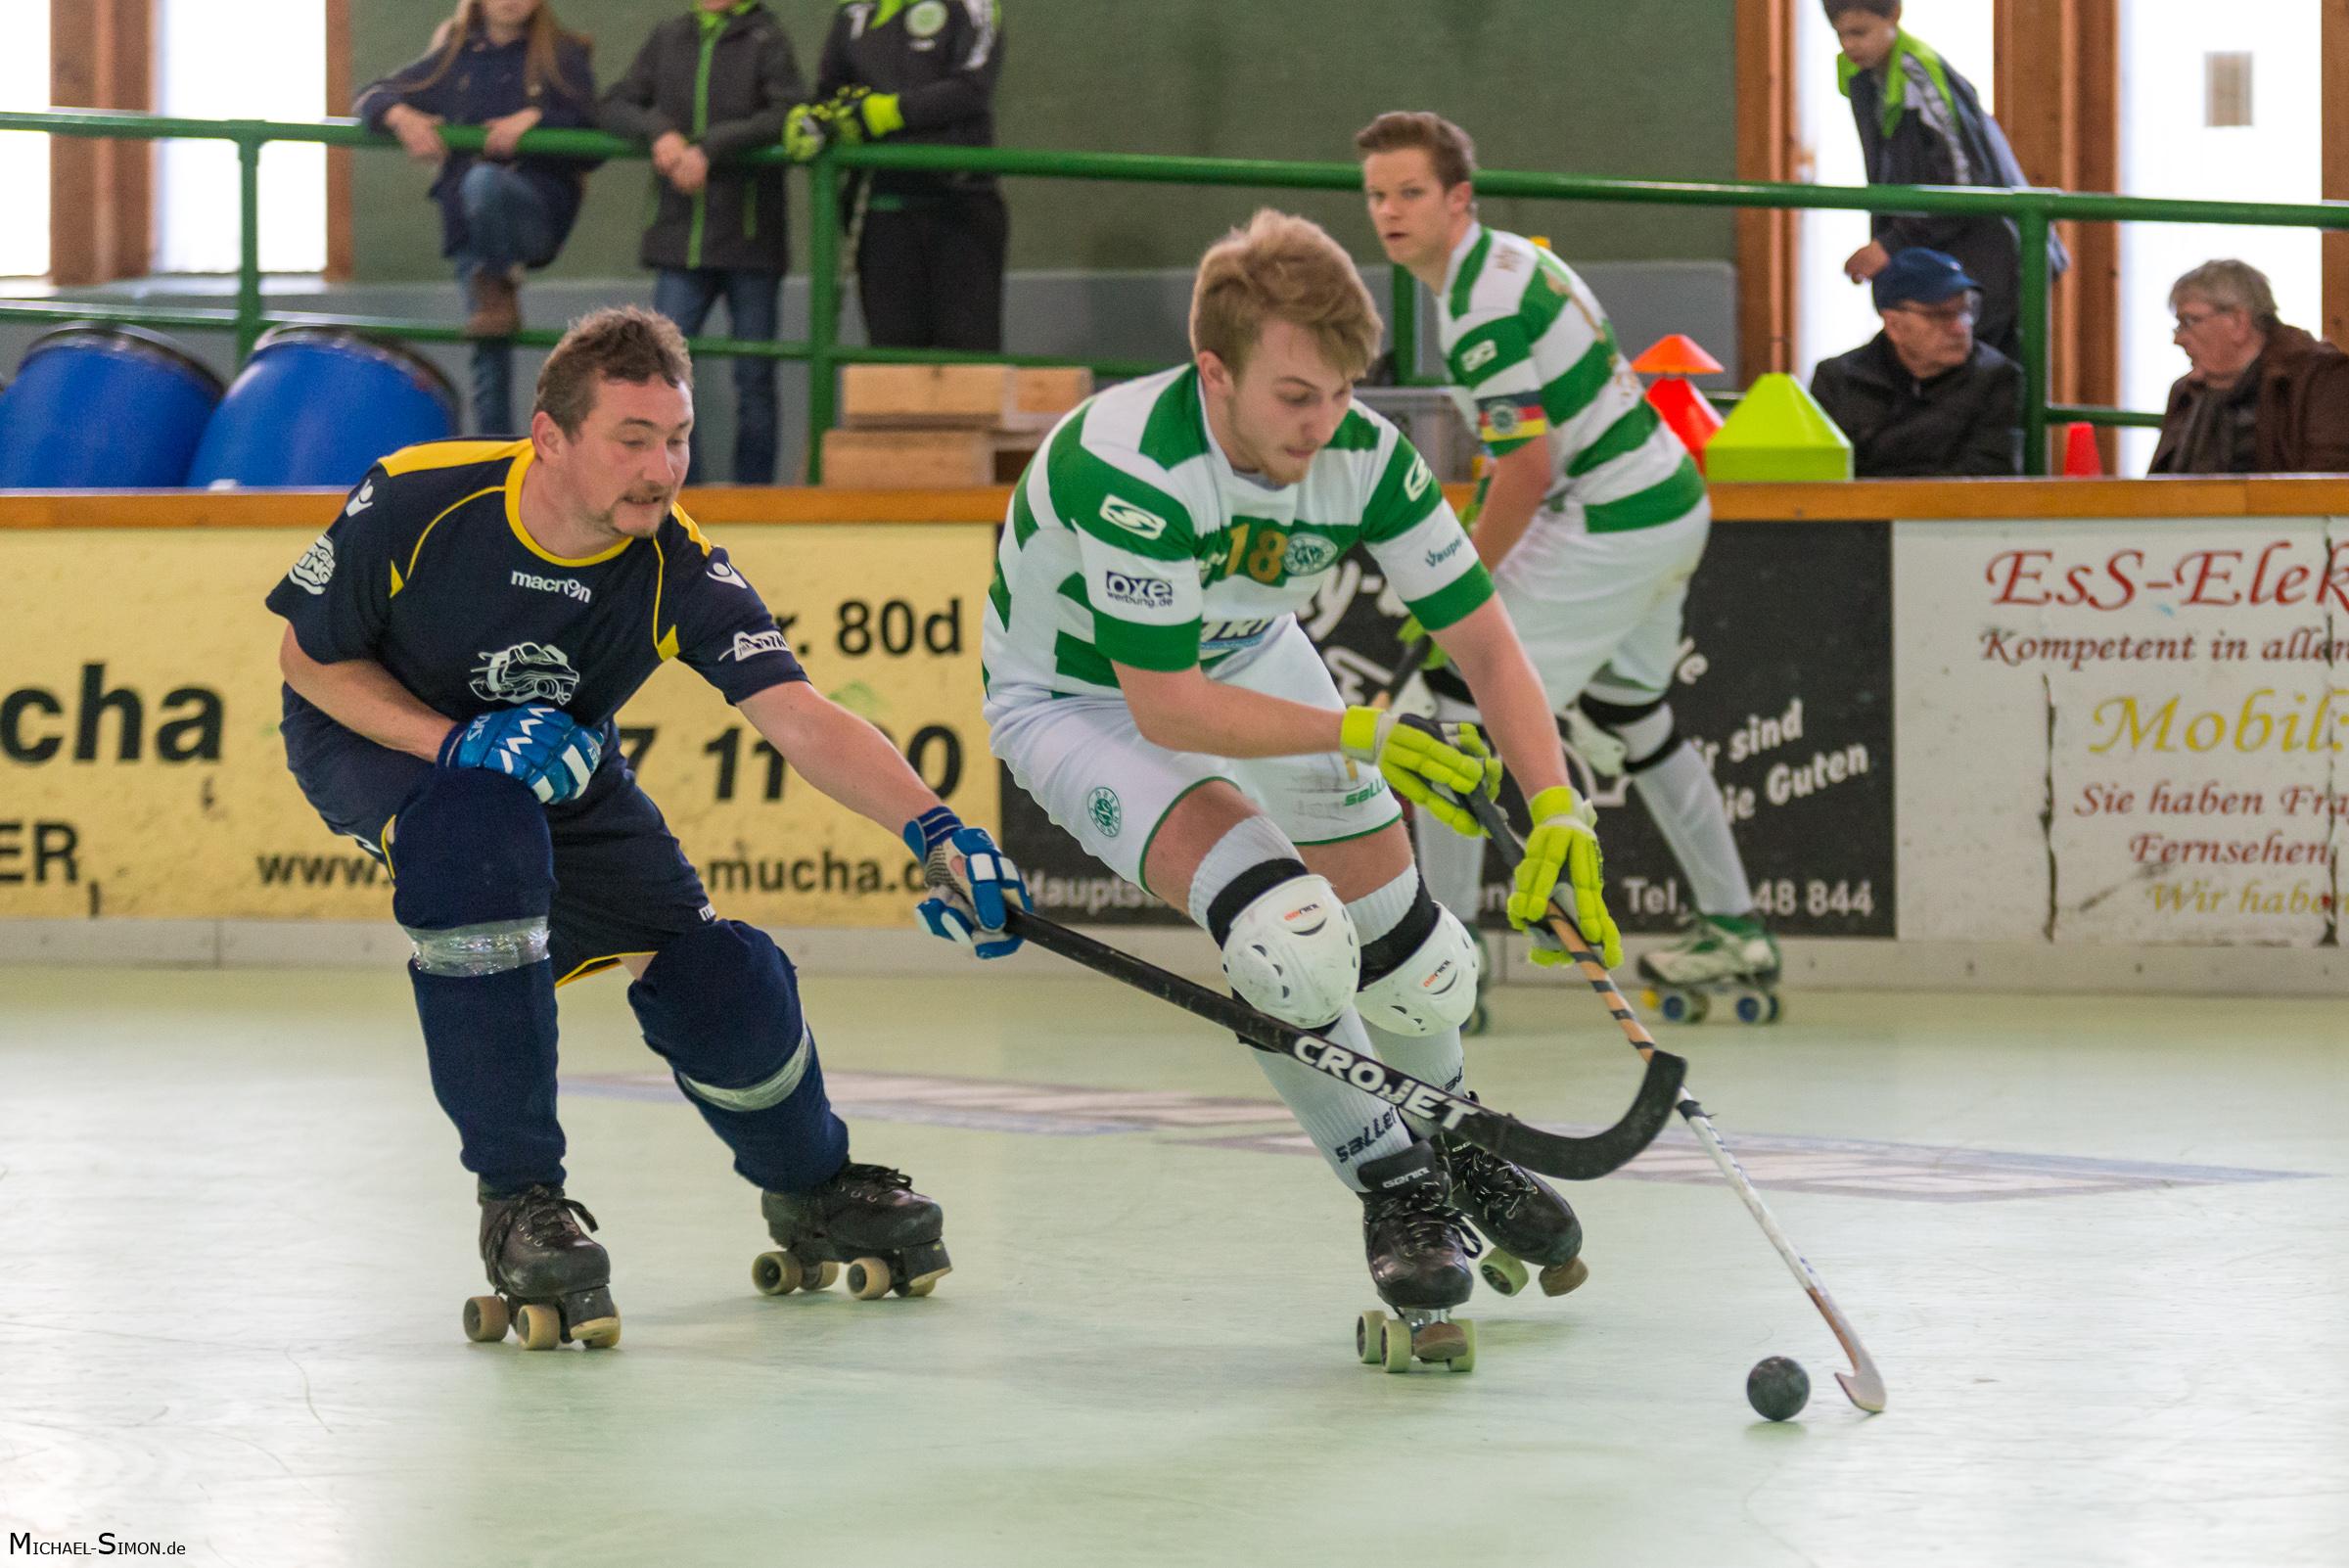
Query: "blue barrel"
0 325 225 487
188 328 457 488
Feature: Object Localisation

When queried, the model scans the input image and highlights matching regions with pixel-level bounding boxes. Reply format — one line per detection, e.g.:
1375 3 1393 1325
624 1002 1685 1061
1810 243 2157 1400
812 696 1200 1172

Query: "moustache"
622 489 672 507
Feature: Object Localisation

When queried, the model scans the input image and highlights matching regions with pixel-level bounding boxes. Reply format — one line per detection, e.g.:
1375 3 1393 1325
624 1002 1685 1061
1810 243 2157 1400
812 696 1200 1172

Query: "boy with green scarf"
1827 0 2064 362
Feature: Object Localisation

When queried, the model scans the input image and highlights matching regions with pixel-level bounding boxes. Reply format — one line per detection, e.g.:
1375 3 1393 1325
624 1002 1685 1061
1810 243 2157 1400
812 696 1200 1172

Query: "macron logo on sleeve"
345 480 374 516
1099 496 1167 541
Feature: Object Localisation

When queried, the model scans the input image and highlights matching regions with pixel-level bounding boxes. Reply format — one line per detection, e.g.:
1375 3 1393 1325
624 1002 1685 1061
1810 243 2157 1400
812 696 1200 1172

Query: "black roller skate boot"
1353 1140 1480 1374
1441 1104 1589 1299
462 1183 621 1351
754 1160 951 1302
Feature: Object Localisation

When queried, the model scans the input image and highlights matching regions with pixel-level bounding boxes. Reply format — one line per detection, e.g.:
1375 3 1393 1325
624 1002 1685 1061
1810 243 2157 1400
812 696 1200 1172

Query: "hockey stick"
1002 906 1685 1184
1438 775 1888 1413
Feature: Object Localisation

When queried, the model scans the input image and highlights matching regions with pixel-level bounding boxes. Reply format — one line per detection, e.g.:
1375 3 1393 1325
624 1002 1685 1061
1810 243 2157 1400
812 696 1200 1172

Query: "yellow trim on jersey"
554 951 656 988
390 484 504 597
502 444 634 568
651 534 680 660
671 502 713 555
378 438 529 477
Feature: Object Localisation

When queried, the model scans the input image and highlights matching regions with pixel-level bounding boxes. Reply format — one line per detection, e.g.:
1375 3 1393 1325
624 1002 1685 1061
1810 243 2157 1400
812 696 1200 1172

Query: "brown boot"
465 269 520 338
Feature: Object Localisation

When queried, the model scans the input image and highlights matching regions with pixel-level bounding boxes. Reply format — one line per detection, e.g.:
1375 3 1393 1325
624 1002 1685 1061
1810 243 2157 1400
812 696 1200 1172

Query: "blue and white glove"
902 806 1029 959
438 705 603 806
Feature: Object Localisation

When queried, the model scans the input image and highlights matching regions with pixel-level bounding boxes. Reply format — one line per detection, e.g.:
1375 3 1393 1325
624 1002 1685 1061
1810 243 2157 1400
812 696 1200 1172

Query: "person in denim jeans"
356 0 599 435
603 2 806 484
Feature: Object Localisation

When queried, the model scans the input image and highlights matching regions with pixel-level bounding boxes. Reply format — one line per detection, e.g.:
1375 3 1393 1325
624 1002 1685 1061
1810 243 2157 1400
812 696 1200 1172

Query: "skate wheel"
752 1250 804 1296
1479 1250 1529 1298
1732 991 1771 1025
1539 1257 1589 1298
1658 989 1703 1024
803 1260 841 1293
1379 1319 1413 1374
846 1257 893 1300
516 1303 562 1352
1356 1309 1388 1365
575 1316 622 1351
462 1295 509 1343
1445 1319 1477 1374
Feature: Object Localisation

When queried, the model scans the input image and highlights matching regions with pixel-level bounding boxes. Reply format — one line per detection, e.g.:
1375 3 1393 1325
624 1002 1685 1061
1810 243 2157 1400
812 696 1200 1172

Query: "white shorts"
984 622 1402 895
1497 496 1711 706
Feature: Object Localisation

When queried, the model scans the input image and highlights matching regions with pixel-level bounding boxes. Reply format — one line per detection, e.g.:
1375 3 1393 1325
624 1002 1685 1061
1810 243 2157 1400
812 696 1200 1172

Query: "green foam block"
1704 373 1853 482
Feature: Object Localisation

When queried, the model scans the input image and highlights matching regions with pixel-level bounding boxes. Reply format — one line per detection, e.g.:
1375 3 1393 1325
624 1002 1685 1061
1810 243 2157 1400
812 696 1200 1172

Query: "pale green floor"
3 962 2347 1568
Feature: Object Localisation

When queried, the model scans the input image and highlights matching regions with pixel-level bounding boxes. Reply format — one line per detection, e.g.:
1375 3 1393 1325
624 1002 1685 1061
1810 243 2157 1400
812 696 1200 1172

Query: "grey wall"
350 0 1738 282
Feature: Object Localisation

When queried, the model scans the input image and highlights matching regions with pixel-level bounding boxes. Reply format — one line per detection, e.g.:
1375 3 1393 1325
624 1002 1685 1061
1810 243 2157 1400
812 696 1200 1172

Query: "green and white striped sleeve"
1359 433 1492 632
1044 416 1204 671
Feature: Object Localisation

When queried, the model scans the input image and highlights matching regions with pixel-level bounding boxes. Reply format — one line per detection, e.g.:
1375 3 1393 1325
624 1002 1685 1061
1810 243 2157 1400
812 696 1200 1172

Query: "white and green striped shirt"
983 365 1492 698
1438 223 1706 533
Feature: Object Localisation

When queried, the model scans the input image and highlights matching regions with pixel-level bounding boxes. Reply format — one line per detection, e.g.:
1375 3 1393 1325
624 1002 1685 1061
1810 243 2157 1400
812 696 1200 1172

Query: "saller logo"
1099 496 1167 540
1102 570 1174 608
510 570 592 604
289 533 336 595
727 629 792 661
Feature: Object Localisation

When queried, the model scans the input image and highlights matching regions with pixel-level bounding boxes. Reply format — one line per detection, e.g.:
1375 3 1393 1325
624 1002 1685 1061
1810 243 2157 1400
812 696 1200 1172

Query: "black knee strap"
1579 693 1681 772
1358 878 1442 988
1205 857 1312 947
1623 734 1686 774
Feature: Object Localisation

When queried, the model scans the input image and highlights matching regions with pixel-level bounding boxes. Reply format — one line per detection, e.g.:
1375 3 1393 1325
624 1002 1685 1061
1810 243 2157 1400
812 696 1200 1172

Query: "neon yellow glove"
782 103 829 161
1339 708 1497 838
1394 614 1450 673
1508 784 1622 970
858 91 904 138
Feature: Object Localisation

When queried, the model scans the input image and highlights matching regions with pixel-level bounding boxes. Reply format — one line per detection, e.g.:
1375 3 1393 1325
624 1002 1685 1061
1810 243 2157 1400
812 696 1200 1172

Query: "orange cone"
2062 421 2103 477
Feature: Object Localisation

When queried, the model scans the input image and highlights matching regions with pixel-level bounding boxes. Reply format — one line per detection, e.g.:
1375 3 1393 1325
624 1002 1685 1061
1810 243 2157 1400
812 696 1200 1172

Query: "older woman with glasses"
1810 247 2023 478
2150 259 2349 476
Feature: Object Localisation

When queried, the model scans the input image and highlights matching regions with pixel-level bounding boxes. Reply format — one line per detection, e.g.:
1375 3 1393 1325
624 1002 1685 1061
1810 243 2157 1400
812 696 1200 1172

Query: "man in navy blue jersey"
265 306 1026 1350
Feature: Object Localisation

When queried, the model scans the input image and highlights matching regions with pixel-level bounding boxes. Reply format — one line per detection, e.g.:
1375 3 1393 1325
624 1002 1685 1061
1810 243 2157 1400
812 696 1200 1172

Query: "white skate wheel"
846 1257 893 1300
1479 1251 1529 1297
1445 1319 1477 1374
516 1303 562 1351
1380 1320 1414 1373
1356 1309 1388 1364
752 1250 804 1296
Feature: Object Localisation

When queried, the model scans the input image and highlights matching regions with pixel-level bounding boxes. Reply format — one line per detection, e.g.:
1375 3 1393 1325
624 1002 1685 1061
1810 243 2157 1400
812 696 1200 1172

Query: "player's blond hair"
1189 209 1383 383
534 306 694 435
1353 111 1478 193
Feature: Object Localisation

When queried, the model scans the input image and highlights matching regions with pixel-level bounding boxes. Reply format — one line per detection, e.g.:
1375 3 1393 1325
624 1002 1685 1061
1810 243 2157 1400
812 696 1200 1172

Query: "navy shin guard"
628 920 848 1194
392 769 565 1192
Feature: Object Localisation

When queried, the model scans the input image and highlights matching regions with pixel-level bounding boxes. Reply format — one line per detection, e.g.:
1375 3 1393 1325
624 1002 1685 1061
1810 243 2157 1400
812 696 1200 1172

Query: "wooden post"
1733 0 1798 383
48 0 153 286
2325 0 2349 349
326 0 354 281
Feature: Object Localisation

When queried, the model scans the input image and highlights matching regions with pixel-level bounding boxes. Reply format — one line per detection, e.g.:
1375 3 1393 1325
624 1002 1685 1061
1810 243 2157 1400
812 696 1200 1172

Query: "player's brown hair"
1820 0 1899 20
1352 111 1478 193
1189 209 1383 382
534 306 693 435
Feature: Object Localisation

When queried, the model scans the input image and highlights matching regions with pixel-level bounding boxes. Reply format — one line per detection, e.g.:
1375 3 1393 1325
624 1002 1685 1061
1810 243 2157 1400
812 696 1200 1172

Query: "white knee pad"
1221 874 1360 1028
1355 902 1480 1037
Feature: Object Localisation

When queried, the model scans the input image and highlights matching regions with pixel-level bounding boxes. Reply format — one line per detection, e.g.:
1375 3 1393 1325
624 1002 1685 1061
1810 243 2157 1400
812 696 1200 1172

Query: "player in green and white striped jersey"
1359 112 1779 1011
984 210 1614 1340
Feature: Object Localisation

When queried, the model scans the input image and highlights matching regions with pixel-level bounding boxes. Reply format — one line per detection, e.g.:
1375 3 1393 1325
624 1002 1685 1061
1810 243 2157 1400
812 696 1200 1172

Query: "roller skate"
1636 912 1782 1025
1351 1140 1480 1374
754 1160 951 1301
1440 1108 1589 1300
462 1183 621 1351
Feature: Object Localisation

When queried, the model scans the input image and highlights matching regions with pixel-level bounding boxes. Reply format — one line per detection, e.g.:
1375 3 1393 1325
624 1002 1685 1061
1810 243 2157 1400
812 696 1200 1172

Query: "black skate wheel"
1479 1251 1529 1297
1355 1309 1389 1365
1538 1257 1590 1298
1380 1320 1413 1374
516 1303 562 1351
463 1295 509 1343
1445 1320 1477 1374
846 1257 893 1300
752 1250 803 1296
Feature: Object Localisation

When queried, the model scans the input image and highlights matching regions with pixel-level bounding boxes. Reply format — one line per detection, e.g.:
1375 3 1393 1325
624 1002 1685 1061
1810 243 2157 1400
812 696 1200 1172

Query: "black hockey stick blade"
1004 907 1683 1182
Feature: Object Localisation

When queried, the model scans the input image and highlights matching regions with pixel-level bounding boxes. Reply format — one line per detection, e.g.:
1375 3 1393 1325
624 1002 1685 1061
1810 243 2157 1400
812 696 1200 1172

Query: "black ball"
1746 1355 1810 1421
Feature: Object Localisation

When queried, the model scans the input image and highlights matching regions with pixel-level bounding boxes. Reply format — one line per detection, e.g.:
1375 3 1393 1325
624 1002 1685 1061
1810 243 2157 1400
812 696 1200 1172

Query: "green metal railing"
4 107 2346 477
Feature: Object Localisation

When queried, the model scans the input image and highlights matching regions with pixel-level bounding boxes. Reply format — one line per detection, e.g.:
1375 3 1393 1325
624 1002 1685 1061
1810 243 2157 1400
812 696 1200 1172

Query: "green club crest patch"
1086 785 1124 838
907 0 948 37
1281 532 1341 576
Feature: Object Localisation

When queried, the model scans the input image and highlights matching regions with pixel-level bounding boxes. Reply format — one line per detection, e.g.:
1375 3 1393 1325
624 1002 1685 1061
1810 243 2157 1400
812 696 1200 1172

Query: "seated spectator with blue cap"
1809 247 2022 478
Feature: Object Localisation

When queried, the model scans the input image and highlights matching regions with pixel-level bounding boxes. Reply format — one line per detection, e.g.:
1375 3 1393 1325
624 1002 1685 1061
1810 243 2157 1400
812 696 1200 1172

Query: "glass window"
0 0 50 277
153 0 326 274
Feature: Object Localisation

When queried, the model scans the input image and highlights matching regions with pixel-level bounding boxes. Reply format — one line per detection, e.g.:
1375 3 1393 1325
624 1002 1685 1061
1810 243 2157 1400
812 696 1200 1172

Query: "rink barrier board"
4 479 2346 951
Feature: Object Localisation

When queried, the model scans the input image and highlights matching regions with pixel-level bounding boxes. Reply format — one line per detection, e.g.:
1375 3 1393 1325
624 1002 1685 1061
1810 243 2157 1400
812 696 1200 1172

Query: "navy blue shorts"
281 689 714 985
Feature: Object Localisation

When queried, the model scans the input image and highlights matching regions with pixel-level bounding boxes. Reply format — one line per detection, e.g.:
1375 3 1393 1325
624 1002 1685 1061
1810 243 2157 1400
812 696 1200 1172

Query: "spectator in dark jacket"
355 0 598 436
786 0 1006 350
1811 248 2022 478
2150 259 2349 475
602 0 806 485
1825 0 2063 363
